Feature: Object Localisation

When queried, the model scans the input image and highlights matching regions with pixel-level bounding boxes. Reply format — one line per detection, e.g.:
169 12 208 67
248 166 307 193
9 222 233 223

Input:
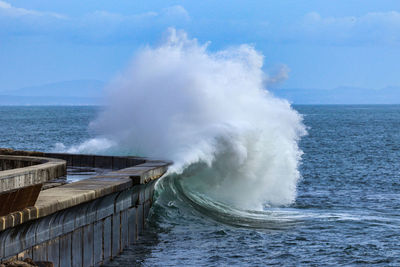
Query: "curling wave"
152 172 311 230
57 28 306 214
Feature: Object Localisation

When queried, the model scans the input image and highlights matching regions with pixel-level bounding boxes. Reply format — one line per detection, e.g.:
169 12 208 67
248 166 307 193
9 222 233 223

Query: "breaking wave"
56 28 306 216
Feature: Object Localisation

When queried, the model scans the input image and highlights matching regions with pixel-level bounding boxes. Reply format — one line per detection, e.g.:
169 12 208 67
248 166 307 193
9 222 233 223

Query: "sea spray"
59 29 306 210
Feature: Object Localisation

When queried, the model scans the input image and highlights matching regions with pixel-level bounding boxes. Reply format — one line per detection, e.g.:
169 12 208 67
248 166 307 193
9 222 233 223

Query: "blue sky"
1 0 400 94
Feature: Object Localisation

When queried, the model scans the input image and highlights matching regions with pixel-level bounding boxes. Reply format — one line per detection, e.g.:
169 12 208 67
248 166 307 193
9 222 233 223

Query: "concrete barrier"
0 181 157 267
0 150 171 267
0 155 66 192
0 155 67 217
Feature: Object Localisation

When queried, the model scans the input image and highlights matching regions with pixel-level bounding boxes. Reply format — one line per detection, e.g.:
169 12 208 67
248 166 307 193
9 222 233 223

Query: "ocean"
1 105 400 266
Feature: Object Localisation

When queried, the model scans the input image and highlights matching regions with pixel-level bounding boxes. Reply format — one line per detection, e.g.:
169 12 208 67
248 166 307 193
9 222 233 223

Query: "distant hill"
0 95 102 105
0 80 105 105
270 86 400 104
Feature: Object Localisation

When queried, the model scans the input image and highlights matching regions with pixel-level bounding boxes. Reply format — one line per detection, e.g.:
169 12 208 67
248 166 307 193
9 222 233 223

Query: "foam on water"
58 29 306 210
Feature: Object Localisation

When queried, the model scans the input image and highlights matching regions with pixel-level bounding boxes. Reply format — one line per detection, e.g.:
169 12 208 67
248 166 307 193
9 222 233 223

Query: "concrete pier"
0 150 171 267
0 155 66 192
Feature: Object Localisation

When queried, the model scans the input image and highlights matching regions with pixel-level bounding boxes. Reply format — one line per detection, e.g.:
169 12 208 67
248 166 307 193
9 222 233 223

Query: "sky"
1 0 400 95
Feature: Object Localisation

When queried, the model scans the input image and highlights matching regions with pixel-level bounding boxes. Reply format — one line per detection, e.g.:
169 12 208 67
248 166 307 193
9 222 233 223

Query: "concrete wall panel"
94 156 113 169
96 194 115 220
111 213 121 258
144 201 151 220
83 224 94 267
137 204 144 237
62 210 76 235
32 243 47 262
59 233 72 267
112 157 128 170
4 228 24 258
128 207 137 244
102 217 112 262
49 213 65 240
71 228 83 267
47 237 60 267
93 221 103 266
36 215 53 244
121 210 129 250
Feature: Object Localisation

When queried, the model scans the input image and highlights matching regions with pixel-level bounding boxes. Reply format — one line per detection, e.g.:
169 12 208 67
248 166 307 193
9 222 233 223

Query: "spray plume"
61 28 306 210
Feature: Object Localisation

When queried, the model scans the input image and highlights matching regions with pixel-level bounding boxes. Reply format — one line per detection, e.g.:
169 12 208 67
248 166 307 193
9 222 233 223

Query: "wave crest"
59 28 306 210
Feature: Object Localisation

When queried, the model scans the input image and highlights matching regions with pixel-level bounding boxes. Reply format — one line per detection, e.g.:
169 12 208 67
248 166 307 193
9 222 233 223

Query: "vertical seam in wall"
102 218 105 265
46 239 49 262
57 236 61 267
81 227 84 267
70 231 73 266
135 206 138 242
142 203 145 229
119 211 122 252
33 218 40 262
110 215 113 259
112 191 122 258
92 222 95 267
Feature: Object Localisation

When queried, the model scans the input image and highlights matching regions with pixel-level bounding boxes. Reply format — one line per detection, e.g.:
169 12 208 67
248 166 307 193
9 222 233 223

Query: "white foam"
62 28 306 210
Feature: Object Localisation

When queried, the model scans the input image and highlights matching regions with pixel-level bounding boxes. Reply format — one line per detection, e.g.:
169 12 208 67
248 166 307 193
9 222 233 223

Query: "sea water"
1 105 399 266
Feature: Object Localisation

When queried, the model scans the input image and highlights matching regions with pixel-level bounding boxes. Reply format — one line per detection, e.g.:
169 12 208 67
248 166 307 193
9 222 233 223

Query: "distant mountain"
0 95 102 105
0 80 105 105
270 86 400 104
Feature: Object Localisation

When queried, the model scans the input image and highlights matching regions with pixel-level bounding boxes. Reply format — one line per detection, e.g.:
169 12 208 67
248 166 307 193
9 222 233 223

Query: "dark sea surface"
1 105 400 266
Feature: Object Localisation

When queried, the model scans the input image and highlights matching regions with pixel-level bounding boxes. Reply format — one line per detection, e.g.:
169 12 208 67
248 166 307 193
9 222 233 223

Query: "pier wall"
0 151 170 267
0 181 155 267
0 155 66 192
0 156 39 171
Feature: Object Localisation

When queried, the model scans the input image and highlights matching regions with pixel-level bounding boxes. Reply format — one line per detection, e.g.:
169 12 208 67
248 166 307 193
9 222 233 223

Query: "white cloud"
86 10 157 22
0 2 190 43
302 11 400 31
0 0 66 19
161 5 190 21
85 5 189 24
0 1 189 24
76 6 190 42
297 11 400 45
2 1 397 47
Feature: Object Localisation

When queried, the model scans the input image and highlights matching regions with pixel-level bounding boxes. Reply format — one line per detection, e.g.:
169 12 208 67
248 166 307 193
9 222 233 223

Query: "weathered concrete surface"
43 153 146 170
0 183 43 217
0 151 172 267
0 154 67 216
0 155 66 192
0 178 161 266
0 157 39 171
0 149 45 157
0 159 169 232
